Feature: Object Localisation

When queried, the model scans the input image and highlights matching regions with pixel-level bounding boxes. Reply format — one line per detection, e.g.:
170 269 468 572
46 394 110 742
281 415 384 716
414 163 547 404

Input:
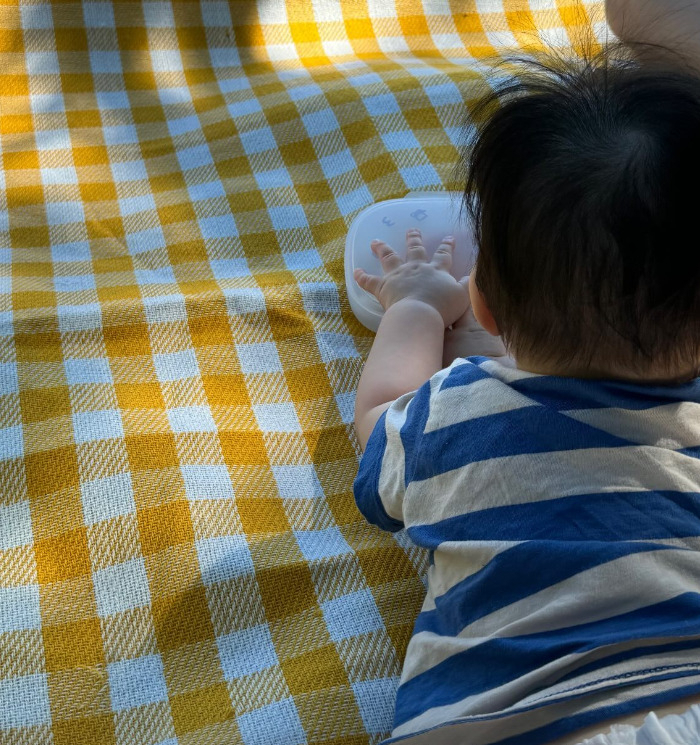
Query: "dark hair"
461 40 700 380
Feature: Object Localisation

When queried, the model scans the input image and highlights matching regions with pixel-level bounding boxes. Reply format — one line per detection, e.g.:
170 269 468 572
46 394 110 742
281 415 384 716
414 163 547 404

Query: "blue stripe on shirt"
554 636 700 687
353 410 404 532
488 680 700 745
438 358 493 391
411 406 633 482
408 490 700 546
394 592 700 727
411 540 673 637
509 374 700 412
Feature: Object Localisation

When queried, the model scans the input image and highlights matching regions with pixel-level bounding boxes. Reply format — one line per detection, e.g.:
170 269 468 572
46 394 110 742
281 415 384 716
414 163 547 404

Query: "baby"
352 3 700 745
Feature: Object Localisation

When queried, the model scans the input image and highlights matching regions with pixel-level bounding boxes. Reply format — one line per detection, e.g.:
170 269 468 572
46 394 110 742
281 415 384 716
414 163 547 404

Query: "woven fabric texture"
0 2 605 743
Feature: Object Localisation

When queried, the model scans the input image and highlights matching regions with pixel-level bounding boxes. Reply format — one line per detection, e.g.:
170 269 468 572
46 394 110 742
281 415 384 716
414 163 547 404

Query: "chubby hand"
353 228 469 328
443 280 512 367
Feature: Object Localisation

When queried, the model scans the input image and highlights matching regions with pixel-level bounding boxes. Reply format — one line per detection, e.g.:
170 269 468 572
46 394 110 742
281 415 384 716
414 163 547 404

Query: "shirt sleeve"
353 379 433 533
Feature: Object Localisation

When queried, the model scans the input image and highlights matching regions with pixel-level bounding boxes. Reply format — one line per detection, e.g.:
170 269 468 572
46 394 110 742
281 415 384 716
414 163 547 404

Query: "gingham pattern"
0 2 606 743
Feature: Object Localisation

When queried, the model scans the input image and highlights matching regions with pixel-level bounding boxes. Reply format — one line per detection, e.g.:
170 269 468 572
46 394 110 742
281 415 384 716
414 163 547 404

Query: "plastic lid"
345 193 477 331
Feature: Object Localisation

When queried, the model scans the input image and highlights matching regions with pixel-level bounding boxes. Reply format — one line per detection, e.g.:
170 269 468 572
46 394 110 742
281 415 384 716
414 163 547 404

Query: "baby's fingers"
406 228 428 262
431 236 455 271
371 239 403 273
353 268 383 298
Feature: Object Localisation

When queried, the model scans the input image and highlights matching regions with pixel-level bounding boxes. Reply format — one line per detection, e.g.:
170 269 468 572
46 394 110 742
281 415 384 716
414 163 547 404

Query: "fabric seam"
527 662 700 705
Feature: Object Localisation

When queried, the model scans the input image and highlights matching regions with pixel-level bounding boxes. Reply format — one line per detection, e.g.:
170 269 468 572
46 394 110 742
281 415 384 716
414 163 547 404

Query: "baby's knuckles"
379 262 467 326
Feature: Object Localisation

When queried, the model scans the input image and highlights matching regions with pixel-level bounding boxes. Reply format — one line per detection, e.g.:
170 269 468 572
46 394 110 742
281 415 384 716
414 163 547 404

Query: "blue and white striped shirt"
354 357 700 745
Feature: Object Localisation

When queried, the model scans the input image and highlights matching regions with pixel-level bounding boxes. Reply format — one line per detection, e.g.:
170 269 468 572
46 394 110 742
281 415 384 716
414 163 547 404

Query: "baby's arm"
355 299 444 449
607 0 700 73
353 231 468 450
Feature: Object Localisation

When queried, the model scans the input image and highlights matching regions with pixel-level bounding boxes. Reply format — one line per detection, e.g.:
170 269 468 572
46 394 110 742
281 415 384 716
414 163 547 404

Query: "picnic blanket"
0 1 607 743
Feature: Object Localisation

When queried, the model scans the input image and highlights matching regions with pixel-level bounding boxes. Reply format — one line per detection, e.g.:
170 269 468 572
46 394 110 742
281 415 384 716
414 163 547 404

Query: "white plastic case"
345 192 477 331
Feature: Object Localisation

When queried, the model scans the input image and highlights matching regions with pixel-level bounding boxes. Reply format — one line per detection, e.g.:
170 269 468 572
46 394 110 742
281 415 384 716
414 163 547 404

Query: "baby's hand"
443 287 512 367
353 228 468 328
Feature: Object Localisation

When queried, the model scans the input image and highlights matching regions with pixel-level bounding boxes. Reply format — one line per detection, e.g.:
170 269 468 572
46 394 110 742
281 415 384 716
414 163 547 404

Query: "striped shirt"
353 356 700 745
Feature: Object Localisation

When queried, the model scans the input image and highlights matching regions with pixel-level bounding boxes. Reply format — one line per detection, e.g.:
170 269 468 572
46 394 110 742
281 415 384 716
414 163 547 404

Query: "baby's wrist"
385 297 449 327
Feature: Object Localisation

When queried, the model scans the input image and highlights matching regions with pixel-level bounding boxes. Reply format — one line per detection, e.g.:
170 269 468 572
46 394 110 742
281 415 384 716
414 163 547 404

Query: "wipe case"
345 193 477 331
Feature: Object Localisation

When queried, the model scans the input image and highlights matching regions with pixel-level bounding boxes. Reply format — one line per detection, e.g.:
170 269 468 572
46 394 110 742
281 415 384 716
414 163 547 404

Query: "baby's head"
463 41 700 382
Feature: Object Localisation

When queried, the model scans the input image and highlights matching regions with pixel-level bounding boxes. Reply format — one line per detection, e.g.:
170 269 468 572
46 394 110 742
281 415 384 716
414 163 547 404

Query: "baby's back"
354 357 700 744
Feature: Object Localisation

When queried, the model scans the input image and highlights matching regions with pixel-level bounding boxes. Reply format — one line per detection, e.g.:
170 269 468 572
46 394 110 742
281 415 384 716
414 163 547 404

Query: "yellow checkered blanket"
0 2 604 743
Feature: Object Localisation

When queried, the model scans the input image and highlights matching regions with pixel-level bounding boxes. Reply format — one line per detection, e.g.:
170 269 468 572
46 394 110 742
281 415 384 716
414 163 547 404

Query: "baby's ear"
468 274 500 336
